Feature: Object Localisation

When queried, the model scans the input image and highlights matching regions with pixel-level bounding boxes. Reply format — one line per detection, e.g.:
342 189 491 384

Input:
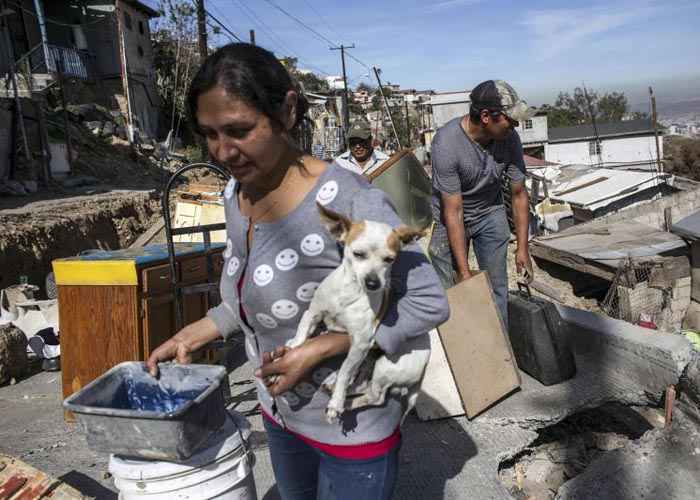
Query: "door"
143 294 176 357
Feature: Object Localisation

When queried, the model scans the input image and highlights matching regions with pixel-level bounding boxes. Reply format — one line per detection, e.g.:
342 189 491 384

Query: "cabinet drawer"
143 264 173 294
180 256 208 284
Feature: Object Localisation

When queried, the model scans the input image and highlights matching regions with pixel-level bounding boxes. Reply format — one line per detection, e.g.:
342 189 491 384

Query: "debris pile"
499 403 662 500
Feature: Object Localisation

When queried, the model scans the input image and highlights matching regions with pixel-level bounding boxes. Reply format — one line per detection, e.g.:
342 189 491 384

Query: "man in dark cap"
335 122 389 175
429 80 535 327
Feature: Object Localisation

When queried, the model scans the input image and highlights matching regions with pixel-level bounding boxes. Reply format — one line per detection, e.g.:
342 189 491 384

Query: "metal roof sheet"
549 168 672 210
548 119 657 143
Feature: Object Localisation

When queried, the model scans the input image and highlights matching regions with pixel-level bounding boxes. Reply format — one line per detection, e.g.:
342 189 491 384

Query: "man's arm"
442 192 471 281
507 130 533 281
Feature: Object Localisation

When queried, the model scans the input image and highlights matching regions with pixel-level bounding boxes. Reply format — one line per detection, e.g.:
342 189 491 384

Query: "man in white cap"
429 80 535 328
335 122 389 176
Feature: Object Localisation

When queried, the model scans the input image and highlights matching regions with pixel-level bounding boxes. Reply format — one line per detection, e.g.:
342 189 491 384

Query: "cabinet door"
183 291 208 327
143 294 176 357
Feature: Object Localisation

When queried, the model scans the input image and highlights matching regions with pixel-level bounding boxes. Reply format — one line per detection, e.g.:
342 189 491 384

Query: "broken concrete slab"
679 353 700 419
557 305 694 402
554 410 700 500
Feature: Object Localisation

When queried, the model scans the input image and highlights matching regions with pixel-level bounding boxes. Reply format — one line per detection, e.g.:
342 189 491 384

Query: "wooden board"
0 454 86 499
416 329 465 420
58 285 141 413
437 272 520 418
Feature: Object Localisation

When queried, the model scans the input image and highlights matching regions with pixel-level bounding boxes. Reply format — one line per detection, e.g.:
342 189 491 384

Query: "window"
589 140 602 156
137 46 144 57
523 119 533 130
124 12 132 30
139 21 144 35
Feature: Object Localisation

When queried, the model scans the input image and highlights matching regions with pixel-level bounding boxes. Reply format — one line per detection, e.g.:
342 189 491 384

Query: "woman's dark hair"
187 43 309 132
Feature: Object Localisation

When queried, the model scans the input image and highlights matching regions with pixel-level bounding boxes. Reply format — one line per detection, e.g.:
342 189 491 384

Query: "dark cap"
347 122 372 140
470 80 535 123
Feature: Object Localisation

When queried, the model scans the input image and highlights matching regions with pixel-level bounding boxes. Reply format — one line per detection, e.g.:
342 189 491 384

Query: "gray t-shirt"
431 117 526 226
207 163 449 446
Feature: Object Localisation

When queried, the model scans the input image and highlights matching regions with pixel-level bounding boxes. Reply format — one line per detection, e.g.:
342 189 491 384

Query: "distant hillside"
631 98 700 121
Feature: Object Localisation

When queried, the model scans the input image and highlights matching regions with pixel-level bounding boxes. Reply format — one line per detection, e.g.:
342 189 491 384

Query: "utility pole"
196 0 208 61
330 44 354 137
582 83 601 165
249 29 255 45
649 86 663 174
404 98 411 148
373 66 400 149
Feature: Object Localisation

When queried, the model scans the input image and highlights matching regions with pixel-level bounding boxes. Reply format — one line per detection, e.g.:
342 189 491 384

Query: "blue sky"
145 0 700 107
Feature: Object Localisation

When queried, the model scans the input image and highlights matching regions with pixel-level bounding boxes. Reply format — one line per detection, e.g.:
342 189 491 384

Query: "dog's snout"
364 274 381 291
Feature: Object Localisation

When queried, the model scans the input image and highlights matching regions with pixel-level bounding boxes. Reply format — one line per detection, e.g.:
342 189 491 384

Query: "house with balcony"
1 0 160 139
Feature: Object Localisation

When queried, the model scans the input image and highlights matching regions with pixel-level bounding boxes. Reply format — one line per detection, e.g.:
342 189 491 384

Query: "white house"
325 76 345 91
544 120 662 166
514 111 548 148
429 91 470 129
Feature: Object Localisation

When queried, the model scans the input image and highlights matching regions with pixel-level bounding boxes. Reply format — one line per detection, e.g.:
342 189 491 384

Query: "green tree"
280 57 330 93
151 0 201 143
546 88 645 127
597 92 628 122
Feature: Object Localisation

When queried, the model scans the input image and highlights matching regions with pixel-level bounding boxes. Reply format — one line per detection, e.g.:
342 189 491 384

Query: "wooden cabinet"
53 243 224 417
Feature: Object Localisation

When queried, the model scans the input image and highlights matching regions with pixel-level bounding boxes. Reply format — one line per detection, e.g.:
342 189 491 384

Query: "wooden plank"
416 329 465 421
130 219 164 248
437 272 520 418
531 242 616 281
553 176 608 196
58 285 140 404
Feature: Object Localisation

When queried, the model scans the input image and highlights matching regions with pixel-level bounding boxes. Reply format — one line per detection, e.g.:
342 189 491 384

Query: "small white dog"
286 203 429 424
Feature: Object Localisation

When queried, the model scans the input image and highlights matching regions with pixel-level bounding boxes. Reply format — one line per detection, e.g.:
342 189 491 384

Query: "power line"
261 0 335 46
195 1 243 42
260 0 372 71
208 1 245 40
300 0 339 42
230 0 332 78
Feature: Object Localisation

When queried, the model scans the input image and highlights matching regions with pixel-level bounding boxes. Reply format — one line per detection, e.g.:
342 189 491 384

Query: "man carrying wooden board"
429 80 534 327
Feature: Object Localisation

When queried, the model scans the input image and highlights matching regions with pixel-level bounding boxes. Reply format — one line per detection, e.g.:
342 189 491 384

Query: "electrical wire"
207 1 244 42
260 0 371 71
300 0 339 43
230 0 332 78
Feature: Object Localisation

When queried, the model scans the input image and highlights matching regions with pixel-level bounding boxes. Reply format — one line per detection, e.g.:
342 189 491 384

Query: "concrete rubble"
1 290 698 499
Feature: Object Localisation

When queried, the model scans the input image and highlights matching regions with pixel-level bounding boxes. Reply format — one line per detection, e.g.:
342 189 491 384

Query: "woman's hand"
255 333 351 396
146 317 221 377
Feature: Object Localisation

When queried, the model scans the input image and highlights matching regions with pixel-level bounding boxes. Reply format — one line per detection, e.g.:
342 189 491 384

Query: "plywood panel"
416 329 465 420
58 285 140 403
438 272 520 418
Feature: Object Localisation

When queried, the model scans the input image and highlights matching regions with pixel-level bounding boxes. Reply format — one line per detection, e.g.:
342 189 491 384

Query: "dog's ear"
394 226 426 246
317 202 352 241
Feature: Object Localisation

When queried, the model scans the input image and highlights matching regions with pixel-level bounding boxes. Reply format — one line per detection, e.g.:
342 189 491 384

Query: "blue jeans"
264 418 399 500
429 207 510 329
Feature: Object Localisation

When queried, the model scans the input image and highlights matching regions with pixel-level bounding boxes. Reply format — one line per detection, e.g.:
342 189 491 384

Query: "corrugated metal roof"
549 168 672 210
548 119 656 143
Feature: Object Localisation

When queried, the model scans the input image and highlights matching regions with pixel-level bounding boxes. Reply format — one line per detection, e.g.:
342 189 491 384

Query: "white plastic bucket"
109 411 257 500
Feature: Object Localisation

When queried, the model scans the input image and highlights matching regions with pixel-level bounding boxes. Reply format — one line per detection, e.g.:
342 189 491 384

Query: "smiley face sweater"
207 162 449 445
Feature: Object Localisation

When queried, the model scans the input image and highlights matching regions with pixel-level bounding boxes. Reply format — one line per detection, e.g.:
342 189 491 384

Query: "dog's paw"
325 403 342 424
285 338 300 349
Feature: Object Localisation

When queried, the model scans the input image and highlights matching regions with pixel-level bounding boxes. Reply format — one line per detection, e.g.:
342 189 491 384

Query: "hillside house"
545 120 662 167
1 0 160 139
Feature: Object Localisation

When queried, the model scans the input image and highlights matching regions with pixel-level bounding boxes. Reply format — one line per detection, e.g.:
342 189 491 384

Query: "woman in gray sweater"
147 43 449 500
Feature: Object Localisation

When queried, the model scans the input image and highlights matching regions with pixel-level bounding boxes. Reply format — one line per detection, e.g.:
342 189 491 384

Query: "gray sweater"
208 162 449 445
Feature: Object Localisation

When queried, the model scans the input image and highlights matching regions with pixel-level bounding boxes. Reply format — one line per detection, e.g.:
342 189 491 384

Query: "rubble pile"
499 403 662 500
